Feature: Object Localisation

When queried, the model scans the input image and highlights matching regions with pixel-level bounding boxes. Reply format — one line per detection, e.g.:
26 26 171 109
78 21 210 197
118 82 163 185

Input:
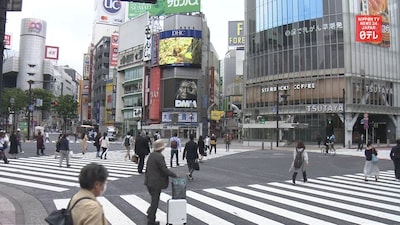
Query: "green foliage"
31 88 54 111
1 88 28 114
52 95 78 120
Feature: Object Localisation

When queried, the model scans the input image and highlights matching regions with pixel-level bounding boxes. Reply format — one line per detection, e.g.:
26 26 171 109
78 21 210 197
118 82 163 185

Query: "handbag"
171 177 186 199
194 159 200 171
131 154 138 163
371 154 379 163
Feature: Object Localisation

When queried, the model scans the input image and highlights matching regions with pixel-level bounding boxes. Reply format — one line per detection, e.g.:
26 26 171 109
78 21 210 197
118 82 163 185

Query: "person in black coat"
183 134 199 180
390 139 400 181
145 139 178 225
198 135 205 161
135 131 150 174
8 130 19 159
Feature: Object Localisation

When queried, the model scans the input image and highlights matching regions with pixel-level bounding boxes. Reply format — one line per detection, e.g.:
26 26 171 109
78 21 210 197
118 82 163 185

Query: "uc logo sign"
103 0 121 14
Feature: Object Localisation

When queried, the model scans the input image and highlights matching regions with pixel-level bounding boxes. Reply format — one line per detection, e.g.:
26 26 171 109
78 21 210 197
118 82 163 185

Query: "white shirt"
205 137 210 146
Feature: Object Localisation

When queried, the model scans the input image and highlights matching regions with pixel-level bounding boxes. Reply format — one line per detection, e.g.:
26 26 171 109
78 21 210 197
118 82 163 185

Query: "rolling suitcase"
166 199 187 225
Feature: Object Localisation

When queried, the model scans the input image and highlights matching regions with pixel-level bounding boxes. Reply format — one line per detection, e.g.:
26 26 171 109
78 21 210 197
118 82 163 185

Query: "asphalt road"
4 139 399 225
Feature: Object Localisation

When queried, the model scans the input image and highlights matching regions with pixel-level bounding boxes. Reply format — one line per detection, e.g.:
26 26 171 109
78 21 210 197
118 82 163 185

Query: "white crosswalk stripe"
50 170 400 225
0 149 235 192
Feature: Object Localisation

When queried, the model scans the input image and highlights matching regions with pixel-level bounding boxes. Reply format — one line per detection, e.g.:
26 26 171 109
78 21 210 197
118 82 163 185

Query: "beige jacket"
70 189 108 225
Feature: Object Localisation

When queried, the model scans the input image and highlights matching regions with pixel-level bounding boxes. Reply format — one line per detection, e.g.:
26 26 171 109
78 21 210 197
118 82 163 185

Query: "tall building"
244 0 400 145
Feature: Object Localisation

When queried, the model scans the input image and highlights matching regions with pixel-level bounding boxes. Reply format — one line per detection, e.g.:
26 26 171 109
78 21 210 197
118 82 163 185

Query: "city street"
0 138 399 224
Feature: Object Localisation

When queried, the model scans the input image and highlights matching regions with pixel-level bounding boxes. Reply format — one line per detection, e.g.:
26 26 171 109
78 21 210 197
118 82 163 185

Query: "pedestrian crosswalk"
0 149 237 192
51 170 400 225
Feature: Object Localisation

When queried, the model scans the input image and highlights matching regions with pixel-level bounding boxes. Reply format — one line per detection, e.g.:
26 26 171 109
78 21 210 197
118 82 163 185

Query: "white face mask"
99 182 107 196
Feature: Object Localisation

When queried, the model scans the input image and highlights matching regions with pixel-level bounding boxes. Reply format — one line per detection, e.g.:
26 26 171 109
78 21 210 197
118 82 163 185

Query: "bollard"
262 141 264 150
377 139 380 147
270 142 273 150
387 139 390 147
348 140 351 149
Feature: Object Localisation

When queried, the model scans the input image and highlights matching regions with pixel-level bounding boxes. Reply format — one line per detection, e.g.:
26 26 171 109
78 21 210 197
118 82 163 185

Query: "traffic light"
327 118 332 125
54 101 59 107
261 118 265 124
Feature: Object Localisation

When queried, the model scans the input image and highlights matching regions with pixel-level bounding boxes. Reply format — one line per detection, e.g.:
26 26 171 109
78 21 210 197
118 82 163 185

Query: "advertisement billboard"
110 34 119 67
143 25 152 62
228 21 245 47
164 79 198 109
44 46 59 60
149 67 162 121
95 0 126 25
159 29 202 67
4 34 11 48
358 0 390 47
128 0 201 18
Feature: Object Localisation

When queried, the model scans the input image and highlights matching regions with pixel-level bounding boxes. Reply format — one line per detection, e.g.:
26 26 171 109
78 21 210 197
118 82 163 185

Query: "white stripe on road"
159 193 234 225
231 185 386 225
269 182 399 211
205 188 335 225
0 170 79 187
121 194 166 225
97 197 136 225
249 184 400 222
0 177 68 192
318 177 399 193
186 190 283 225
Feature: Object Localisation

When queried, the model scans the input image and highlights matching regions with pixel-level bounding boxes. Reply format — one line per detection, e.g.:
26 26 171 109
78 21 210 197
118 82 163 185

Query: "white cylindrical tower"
17 18 47 90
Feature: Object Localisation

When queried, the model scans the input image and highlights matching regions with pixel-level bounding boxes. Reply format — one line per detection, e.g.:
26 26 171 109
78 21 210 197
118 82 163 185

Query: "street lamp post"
10 98 15 131
27 80 34 140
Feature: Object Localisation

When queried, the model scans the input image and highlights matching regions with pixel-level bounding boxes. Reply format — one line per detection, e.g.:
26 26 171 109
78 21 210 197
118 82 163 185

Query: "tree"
30 88 54 111
52 95 78 133
0 88 28 115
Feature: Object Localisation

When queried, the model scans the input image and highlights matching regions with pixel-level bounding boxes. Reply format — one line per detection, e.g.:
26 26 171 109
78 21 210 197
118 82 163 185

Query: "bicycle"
320 143 336 156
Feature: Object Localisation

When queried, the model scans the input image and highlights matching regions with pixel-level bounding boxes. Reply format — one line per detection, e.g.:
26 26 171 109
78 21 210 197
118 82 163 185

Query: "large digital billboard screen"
159 30 202 67
164 78 198 109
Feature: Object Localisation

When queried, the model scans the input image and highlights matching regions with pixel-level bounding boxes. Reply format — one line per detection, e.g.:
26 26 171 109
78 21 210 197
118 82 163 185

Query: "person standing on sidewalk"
357 134 364 151
183 134 199 180
70 163 108 225
135 131 150 174
36 131 45 156
198 135 206 161
205 135 210 152
100 132 110 160
224 133 231 152
58 134 71 168
145 139 178 225
8 130 18 159
390 139 400 181
210 133 217 154
169 132 181 167
289 141 308 184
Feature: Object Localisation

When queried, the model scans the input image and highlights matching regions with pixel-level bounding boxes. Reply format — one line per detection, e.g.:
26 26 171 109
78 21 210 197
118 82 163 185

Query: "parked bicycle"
321 142 336 156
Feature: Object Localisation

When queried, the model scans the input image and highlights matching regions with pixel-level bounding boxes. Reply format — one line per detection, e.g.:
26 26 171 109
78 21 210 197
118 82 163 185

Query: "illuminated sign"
128 0 201 18
159 29 202 67
110 34 119 67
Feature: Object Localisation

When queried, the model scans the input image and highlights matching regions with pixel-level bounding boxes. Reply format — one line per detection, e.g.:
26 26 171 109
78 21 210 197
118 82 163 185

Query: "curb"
0 183 48 225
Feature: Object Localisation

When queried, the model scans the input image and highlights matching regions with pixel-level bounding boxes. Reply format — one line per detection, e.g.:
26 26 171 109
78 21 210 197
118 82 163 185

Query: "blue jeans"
170 149 179 167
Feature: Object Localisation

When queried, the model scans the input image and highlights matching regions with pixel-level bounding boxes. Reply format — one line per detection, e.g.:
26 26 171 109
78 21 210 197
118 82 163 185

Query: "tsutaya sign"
261 83 315 93
306 104 343 113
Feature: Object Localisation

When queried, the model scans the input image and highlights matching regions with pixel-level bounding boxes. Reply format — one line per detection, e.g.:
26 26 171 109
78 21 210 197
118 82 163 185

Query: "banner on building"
128 0 201 18
110 33 119 67
44 46 59 60
95 0 126 25
358 0 390 47
228 21 245 46
211 110 225 121
143 25 152 62
4 34 11 48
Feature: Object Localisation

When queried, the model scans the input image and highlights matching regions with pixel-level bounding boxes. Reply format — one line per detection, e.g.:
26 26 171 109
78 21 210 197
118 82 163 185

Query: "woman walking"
363 141 380 181
100 132 110 160
183 134 199 180
80 133 88 155
289 141 309 184
8 130 19 159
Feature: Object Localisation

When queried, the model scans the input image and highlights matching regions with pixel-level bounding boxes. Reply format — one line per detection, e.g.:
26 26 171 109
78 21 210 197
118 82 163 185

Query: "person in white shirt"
169 132 181 167
100 132 110 160
205 135 210 152
123 132 134 160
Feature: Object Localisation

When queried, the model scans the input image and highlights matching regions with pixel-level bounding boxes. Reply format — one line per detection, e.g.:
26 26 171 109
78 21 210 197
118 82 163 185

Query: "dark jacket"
36 134 44 149
144 151 176 189
198 139 205 155
9 133 18 154
135 135 150 156
390 145 400 160
183 140 199 160
58 137 70 151
364 148 377 161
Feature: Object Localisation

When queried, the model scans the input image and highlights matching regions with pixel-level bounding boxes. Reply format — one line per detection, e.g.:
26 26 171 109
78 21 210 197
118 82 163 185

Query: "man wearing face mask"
70 163 109 225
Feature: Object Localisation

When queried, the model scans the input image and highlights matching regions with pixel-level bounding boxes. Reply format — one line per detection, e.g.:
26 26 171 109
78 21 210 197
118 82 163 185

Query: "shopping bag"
131 154 138 163
194 159 200 171
171 177 186 199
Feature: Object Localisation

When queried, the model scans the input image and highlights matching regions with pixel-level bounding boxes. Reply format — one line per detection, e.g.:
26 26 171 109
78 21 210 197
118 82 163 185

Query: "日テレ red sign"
356 15 382 42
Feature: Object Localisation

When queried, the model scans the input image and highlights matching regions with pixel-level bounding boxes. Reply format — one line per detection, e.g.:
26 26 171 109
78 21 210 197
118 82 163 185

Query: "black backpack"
293 148 305 169
45 197 91 225
124 136 130 146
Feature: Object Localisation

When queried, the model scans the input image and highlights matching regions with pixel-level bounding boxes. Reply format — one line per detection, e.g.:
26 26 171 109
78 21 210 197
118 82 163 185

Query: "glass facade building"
244 0 400 145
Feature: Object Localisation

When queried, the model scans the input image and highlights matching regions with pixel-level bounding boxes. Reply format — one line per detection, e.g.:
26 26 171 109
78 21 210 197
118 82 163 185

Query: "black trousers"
138 154 146 173
101 147 108 159
393 159 400 179
210 144 216 154
146 186 161 224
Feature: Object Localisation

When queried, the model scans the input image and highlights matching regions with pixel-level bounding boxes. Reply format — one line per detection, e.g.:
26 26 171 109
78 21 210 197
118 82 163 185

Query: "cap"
17 128 21 131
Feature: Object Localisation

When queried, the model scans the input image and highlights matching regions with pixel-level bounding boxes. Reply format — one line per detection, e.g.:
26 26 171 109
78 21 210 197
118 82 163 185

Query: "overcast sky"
5 0 244 74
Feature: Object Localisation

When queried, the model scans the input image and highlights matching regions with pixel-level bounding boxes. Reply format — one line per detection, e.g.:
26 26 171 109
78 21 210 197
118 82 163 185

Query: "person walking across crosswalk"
183 134 199 180
289 141 309 184
58 134 71 168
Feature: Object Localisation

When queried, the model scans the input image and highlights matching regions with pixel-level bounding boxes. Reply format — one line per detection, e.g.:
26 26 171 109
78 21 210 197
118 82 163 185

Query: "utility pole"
0 0 7 126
